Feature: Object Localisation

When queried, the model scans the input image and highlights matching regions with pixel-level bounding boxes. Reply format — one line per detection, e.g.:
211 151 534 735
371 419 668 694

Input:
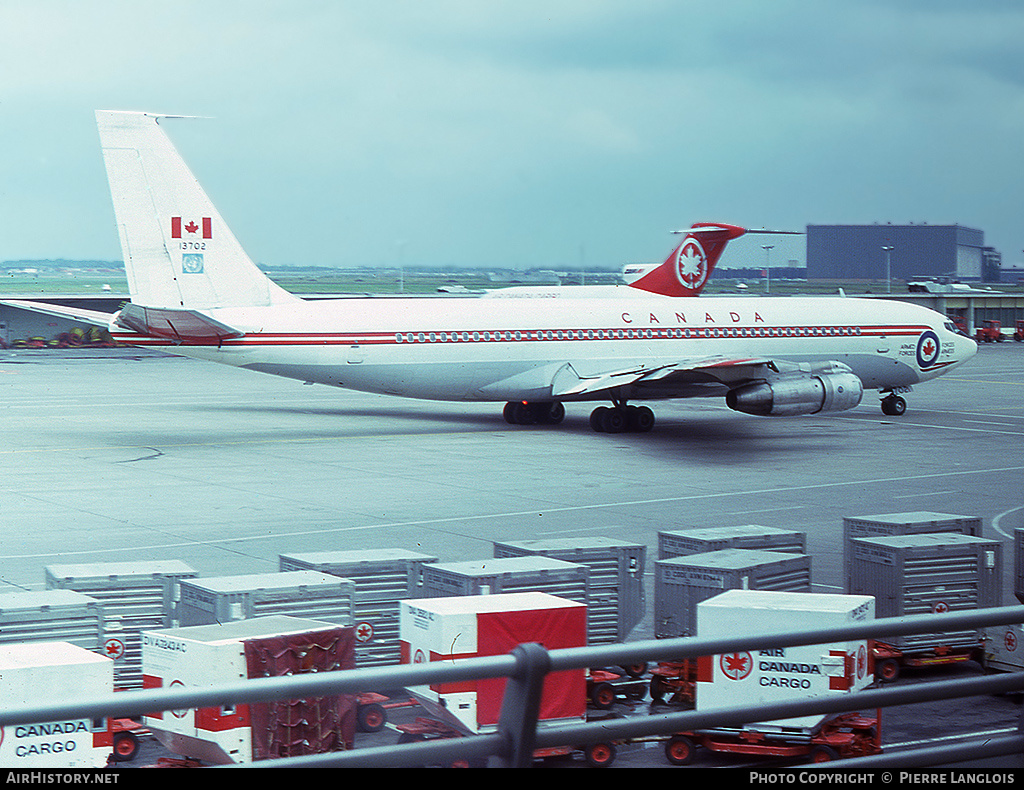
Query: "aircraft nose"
959 333 978 362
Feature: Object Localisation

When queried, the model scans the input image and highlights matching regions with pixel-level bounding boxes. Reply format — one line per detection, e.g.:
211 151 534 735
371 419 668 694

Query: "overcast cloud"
1 0 1021 271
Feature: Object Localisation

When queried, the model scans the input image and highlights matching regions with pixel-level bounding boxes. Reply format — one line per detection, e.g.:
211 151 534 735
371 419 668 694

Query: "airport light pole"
762 245 774 294
882 245 894 294
396 239 407 293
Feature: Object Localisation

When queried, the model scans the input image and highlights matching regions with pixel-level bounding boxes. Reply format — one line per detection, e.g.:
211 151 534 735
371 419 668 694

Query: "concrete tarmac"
3 342 1023 605
3 340 1024 767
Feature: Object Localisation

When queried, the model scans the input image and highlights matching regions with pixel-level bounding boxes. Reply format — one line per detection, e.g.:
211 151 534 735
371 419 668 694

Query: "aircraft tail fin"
96 110 301 310
628 223 746 297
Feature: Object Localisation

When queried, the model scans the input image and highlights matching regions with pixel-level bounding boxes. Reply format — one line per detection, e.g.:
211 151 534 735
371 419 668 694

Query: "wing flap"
551 356 778 397
552 362 671 397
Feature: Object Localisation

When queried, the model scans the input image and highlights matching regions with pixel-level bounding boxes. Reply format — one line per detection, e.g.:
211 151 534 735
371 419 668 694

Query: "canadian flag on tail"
171 217 213 239
628 223 746 297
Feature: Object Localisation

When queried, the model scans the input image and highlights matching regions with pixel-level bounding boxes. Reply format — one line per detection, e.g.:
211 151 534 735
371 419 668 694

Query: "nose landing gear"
880 393 907 416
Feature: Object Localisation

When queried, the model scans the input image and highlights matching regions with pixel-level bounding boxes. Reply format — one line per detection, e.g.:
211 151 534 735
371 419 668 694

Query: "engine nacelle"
726 372 864 416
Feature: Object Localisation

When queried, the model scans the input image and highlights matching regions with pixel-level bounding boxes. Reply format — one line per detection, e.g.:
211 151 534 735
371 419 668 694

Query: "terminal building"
806 224 998 283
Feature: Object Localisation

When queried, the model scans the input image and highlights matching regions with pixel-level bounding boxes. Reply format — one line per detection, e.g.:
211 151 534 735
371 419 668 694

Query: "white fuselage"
109 294 976 403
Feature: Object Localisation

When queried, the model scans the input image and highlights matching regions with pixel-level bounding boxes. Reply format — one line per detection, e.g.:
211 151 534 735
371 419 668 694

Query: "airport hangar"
805 223 1004 284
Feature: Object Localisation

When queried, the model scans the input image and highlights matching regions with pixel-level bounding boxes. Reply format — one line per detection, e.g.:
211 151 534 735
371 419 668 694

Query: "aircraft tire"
505 401 565 425
538 401 566 424
591 406 655 433
504 401 538 425
881 395 907 416
601 408 628 434
628 405 655 432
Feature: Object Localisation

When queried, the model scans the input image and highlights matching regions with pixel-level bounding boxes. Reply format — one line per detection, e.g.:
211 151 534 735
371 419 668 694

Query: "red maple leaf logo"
724 653 749 672
676 241 707 288
922 339 935 357
720 651 753 680
355 622 373 642
184 220 199 234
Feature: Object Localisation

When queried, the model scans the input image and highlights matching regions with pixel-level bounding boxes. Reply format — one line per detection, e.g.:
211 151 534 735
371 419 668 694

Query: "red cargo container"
142 615 356 764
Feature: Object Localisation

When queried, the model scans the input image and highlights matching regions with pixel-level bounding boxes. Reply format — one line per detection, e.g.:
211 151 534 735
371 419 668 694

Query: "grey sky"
2 0 1021 271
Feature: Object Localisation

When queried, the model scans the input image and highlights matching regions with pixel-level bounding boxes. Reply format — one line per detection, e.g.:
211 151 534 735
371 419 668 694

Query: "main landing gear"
589 404 655 434
503 400 566 425
880 392 907 416
501 400 656 433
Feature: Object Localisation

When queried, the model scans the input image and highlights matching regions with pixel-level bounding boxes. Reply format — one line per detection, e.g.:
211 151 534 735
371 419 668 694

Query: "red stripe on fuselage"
109 324 931 348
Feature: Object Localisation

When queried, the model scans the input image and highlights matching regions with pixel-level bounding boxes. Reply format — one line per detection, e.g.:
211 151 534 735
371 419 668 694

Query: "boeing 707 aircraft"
3 111 977 433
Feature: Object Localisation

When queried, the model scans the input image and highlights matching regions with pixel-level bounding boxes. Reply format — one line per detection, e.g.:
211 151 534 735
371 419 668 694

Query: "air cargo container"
1014 528 1024 605
848 533 1001 644
658 525 806 560
45 560 199 689
694 590 875 734
141 615 356 764
998 528 1024 673
842 511 982 593
654 549 811 638
492 537 645 643
849 532 1000 679
0 642 114 768
398 592 587 736
0 589 105 651
985 622 1024 674
421 556 588 610
278 548 438 666
176 571 355 628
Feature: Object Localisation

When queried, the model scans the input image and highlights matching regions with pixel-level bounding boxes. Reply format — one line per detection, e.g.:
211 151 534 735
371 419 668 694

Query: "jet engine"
726 367 863 417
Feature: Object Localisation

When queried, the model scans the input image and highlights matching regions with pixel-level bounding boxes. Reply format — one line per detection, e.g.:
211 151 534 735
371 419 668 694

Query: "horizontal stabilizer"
0 299 115 328
115 303 244 344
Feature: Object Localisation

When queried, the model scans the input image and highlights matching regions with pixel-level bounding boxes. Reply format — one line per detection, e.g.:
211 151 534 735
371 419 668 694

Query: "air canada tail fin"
96 110 301 310
628 223 746 297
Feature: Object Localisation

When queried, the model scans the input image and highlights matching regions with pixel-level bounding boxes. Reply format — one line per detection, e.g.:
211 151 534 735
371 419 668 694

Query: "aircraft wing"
551 355 778 397
0 299 115 328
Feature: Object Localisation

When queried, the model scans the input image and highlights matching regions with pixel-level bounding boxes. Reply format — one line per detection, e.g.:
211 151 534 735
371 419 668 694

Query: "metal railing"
4 605 1024 768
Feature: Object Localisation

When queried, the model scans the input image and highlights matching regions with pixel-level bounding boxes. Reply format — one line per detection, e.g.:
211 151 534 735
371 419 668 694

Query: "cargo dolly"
587 667 648 710
355 692 421 733
872 640 985 682
394 715 619 767
663 710 882 765
648 660 697 707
